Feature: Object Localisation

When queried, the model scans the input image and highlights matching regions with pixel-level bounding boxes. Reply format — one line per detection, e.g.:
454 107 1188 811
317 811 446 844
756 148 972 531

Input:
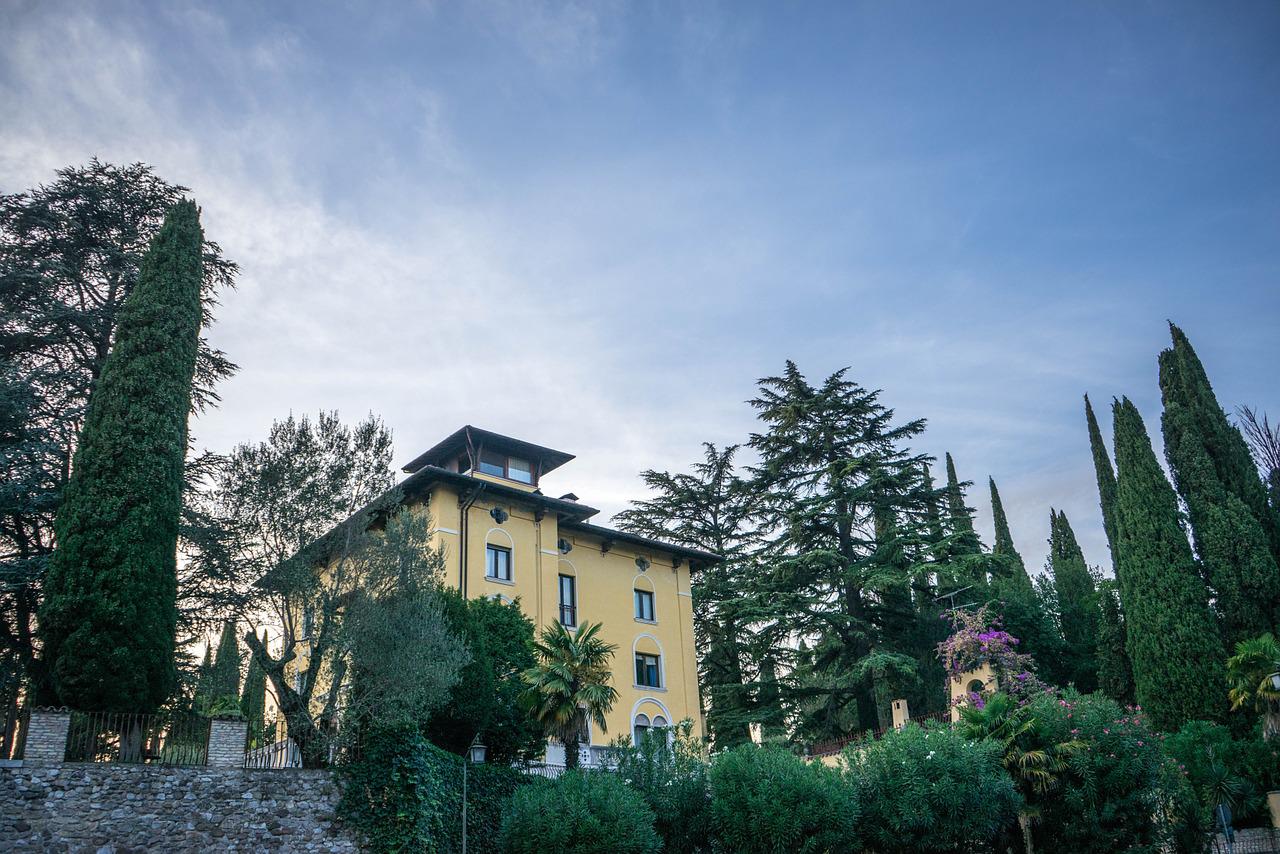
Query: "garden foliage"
338 726 529 854
500 769 661 854
708 744 859 854
848 723 1018 853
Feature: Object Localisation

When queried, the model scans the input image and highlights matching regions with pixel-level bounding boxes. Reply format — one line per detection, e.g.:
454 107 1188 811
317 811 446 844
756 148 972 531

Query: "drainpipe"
458 484 485 598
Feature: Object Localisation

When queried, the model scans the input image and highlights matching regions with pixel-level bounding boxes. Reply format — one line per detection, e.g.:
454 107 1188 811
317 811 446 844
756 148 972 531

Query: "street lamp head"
1269 671 1280 692
468 741 487 764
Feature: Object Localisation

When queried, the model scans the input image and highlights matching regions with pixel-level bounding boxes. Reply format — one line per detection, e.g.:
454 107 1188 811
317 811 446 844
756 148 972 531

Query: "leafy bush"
709 745 859 854
1165 720 1280 828
338 725 529 854
500 769 661 854
425 591 544 764
849 722 1018 853
1022 691 1204 854
614 720 713 854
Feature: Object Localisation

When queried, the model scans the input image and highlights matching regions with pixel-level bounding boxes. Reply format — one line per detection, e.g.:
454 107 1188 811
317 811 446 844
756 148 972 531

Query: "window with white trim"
486 544 512 581
635 652 661 688
634 588 655 622
558 574 577 626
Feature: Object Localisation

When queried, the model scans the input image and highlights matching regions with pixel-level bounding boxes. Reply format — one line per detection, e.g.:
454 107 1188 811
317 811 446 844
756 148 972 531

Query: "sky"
2 0 1278 576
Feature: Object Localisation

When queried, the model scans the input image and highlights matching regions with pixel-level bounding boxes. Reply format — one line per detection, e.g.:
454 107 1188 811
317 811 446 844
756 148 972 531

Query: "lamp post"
461 735 487 854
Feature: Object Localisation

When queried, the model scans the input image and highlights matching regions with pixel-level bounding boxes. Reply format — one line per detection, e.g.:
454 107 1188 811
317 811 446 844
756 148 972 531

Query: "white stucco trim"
632 632 667 689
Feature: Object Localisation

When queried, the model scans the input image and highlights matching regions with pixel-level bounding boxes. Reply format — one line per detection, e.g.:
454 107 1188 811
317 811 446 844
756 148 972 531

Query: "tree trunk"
245 632 327 768
1019 812 1034 854
563 729 580 770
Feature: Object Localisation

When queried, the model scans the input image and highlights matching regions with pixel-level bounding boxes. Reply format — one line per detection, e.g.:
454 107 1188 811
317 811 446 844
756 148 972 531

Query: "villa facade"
310 426 717 765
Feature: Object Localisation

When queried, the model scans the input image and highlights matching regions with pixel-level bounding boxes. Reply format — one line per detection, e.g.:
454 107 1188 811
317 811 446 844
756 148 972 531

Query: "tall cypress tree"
1164 325 1280 555
240 631 267 746
1085 394 1121 577
943 453 982 557
989 477 1030 586
208 620 242 707
1095 580 1135 704
1159 325 1280 643
1048 510 1099 692
38 201 204 712
1112 397 1226 730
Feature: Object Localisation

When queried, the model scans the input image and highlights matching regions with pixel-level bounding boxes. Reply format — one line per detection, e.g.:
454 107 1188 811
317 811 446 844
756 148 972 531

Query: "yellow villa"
307 425 718 766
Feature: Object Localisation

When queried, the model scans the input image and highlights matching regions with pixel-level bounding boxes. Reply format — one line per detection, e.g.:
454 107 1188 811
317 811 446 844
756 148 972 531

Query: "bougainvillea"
938 605 1049 704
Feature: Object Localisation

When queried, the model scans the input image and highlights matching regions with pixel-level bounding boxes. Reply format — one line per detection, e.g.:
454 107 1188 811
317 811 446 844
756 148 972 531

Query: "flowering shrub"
1022 691 1204 853
937 605 1049 704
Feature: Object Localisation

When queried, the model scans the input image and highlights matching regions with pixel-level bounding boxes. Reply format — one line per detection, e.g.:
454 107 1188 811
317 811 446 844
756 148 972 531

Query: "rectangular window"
558 574 577 626
507 456 533 484
635 653 661 688
478 449 506 478
634 589 655 622
486 544 512 581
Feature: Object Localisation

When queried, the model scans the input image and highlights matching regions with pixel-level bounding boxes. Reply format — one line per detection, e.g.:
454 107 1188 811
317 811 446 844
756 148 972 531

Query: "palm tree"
957 693 1083 854
521 622 619 770
1226 633 1280 740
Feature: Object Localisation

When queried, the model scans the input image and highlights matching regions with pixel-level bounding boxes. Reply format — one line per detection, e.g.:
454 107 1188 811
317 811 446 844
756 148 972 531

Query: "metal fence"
1 703 27 761
1211 829 1280 853
65 710 210 766
809 709 952 758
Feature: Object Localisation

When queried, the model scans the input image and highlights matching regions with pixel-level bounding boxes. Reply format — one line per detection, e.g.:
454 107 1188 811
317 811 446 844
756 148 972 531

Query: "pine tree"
1159 325 1280 643
208 620 242 709
38 201 204 712
747 362 940 736
616 443 760 750
989 477 1030 586
1095 580 1134 704
240 631 267 747
1112 397 1226 730
1085 394 1121 577
1048 510 1099 692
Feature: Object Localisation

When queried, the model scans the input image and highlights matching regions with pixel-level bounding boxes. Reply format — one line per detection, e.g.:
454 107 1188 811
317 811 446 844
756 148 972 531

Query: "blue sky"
2 1 1277 574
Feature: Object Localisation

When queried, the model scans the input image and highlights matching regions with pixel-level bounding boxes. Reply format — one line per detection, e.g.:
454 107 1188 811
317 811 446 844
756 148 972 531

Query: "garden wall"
0 763 360 852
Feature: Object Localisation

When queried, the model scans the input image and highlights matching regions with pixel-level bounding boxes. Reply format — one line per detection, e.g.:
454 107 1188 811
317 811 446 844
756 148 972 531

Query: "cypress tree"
1048 510 1099 692
1085 394 1121 577
943 453 982 556
37 201 204 712
1112 397 1226 730
194 642 213 710
989 477 1030 586
240 631 267 746
1164 325 1279 550
1095 580 1134 704
1159 325 1280 643
208 620 242 706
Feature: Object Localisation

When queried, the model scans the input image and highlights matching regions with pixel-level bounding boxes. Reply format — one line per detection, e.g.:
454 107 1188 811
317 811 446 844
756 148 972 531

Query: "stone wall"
0 763 362 852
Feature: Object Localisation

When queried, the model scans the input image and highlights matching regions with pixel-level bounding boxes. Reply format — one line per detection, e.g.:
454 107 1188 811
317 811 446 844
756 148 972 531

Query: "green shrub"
1164 720 1280 828
338 726 529 853
614 720 713 854
1023 692 1205 854
849 722 1018 853
500 769 661 854
709 745 859 854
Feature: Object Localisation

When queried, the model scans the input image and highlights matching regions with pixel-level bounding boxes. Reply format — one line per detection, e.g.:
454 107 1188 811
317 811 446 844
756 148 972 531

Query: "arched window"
633 713 651 745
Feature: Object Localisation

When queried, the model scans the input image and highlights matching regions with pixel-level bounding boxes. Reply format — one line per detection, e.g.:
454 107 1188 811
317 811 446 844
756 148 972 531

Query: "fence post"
207 717 249 768
24 708 71 764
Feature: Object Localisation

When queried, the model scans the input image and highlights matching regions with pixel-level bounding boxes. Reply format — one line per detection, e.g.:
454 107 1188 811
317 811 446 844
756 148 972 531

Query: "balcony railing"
558 603 577 627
